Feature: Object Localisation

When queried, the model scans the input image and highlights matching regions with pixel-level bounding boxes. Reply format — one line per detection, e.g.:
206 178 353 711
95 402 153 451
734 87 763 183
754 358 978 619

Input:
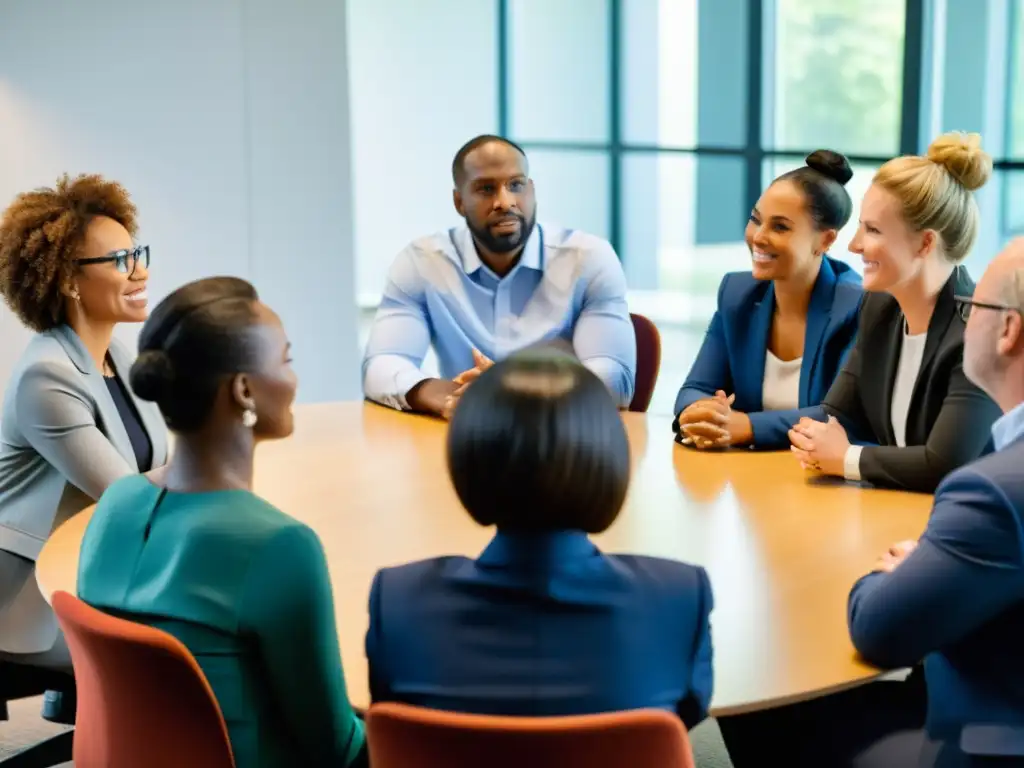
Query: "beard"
468 211 537 254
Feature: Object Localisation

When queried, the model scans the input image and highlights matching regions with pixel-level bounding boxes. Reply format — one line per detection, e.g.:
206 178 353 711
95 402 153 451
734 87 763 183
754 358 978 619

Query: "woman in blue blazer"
674 150 863 450
366 348 714 728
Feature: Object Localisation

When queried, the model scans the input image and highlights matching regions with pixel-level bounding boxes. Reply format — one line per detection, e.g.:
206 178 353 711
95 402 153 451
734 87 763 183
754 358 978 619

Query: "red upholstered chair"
51 591 235 768
366 702 696 768
629 313 662 412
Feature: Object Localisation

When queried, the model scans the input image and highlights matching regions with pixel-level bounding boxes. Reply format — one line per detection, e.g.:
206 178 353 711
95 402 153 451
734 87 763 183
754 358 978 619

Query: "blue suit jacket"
673 256 863 449
365 531 714 729
848 436 1024 759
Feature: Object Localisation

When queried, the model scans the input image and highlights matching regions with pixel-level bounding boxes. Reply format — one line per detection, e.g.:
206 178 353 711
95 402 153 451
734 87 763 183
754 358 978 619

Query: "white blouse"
890 328 928 448
843 326 927 481
762 350 803 411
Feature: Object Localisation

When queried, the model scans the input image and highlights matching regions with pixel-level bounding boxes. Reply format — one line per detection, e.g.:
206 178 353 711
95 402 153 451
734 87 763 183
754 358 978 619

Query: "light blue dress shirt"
992 400 1024 451
362 223 637 410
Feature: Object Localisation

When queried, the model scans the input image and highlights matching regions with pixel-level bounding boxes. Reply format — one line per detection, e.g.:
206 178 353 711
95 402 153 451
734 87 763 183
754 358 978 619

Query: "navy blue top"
104 375 152 472
366 530 714 729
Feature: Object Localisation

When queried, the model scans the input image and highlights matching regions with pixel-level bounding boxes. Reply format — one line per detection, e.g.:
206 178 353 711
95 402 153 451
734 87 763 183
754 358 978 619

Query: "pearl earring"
241 408 257 428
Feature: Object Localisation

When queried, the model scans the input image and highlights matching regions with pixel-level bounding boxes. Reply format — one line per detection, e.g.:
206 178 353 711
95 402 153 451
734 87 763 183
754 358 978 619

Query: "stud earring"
241 408 257 428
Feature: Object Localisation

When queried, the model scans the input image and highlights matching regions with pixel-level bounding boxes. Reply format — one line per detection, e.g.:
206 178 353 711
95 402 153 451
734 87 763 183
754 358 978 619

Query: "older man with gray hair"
842 237 1024 765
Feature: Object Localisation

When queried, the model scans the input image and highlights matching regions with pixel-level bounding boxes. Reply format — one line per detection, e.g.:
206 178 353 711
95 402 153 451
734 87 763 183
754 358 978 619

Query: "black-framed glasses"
954 295 1019 322
76 245 150 277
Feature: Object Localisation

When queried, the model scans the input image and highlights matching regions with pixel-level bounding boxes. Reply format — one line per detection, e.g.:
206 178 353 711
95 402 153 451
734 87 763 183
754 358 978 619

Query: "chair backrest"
52 591 235 768
629 313 662 412
366 702 695 768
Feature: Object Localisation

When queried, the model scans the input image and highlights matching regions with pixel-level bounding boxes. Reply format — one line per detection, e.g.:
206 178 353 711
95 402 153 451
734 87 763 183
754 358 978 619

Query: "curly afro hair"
0 174 138 332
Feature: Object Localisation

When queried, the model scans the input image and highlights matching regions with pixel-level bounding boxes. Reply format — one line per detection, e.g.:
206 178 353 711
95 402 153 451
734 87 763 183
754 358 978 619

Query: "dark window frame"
496 0 1024 258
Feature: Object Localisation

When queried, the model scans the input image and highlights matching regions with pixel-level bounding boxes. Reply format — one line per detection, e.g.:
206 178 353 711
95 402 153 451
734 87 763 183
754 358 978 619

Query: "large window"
622 154 748 298
773 0 906 156
620 0 699 149
1005 2 1024 234
497 0 1024 302
508 0 610 143
1010 1 1024 159
528 150 611 241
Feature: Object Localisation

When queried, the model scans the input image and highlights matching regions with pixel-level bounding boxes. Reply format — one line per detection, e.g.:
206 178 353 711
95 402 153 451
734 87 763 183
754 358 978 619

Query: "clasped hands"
441 348 494 420
676 391 752 449
678 394 854 474
787 415 851 477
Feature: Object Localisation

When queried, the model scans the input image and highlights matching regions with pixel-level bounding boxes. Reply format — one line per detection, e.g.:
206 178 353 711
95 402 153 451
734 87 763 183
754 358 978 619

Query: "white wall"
0 0 359 403
348 0 498 304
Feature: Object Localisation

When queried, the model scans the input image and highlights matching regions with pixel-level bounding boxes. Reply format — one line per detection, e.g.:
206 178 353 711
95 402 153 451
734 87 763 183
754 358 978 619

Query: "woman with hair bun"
76 277 367 767
790 132 1002 493
674 150 863 450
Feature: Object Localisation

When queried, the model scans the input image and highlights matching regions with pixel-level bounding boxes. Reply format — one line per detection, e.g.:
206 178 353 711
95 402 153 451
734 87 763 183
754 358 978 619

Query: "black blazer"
820 267 1001 493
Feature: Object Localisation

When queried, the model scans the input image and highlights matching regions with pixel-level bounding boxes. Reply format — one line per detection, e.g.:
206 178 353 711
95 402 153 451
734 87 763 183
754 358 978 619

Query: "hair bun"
805 150 853 186
927 131 992 191
130 349 175 402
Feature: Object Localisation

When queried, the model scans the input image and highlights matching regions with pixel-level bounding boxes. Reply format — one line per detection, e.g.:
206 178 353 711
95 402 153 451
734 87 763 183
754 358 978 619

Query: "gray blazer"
0 325 168 561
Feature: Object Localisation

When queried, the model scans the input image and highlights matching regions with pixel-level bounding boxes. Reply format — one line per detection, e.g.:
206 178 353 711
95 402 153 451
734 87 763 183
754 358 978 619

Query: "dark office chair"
0 662 74 767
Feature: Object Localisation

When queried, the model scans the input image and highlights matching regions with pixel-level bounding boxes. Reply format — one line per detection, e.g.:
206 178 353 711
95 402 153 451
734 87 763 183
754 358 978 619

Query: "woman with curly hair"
0 174 168 671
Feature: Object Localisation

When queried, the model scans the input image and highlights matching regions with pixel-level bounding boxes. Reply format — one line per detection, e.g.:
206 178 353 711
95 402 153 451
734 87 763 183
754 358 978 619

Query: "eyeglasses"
76 245 150 277
954 295 1020 322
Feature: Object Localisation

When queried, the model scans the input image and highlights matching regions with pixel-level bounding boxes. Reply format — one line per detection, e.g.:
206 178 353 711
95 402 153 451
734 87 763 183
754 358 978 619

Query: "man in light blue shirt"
362 135 636 417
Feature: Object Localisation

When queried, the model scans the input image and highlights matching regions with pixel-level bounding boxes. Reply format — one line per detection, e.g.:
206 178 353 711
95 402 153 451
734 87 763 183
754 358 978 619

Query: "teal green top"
77 474 366 768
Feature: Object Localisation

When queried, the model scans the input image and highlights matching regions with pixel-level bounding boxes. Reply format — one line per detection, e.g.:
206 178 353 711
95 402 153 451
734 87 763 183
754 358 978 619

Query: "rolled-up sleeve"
15 361 133 500
362 246 433 410
574 242 636 407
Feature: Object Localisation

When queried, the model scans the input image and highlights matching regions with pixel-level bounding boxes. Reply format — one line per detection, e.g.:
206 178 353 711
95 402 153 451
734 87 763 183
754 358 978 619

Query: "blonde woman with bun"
787 132 1002 494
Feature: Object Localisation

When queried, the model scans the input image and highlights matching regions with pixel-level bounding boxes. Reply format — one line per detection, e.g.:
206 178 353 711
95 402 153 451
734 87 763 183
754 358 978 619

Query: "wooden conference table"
36 401 931 716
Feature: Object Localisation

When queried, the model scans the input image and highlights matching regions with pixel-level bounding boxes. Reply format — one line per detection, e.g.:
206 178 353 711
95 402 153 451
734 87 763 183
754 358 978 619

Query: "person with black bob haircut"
365 347 715 727
76 276 367 768
675 150 864 451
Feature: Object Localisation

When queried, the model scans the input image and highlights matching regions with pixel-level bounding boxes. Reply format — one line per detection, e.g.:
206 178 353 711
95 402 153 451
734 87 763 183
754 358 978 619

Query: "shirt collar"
992 400 1024 451
476 529 598 569
451 223 543 276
